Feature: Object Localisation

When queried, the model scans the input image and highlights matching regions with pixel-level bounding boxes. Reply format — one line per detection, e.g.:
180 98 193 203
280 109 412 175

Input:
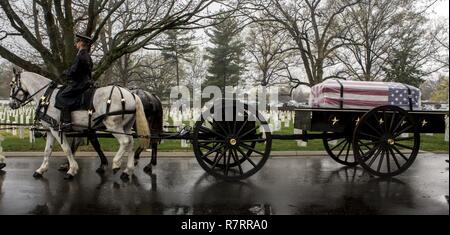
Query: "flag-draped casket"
309 80 421 110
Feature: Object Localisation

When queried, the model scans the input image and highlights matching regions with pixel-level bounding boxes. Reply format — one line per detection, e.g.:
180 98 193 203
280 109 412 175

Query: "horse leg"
88 133 108 174
143 143 157 174
50 130 79 180
33 132 54 178
134 147 143 166
58 137 80 172
111 133 131 175
121 136 135 181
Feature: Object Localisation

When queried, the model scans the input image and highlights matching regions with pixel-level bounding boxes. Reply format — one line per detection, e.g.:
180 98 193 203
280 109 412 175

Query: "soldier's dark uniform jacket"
55 48 93 110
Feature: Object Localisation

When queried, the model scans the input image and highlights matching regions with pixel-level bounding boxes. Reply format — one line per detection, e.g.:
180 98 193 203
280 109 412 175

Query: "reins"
10 72 54 108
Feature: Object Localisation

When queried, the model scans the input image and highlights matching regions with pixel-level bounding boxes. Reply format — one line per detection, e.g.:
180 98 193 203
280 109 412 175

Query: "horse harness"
34 84 137 132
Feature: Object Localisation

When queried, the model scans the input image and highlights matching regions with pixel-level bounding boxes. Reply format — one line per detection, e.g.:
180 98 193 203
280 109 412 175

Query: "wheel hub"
387 138 395 145
229 138 237 146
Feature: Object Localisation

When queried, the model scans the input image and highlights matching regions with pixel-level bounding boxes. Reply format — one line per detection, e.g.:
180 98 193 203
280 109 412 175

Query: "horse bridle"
10 72 52 107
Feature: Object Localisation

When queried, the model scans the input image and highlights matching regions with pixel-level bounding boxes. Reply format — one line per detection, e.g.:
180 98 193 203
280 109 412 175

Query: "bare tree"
0 0 241 81
248 0 361 86
133 52 177 100
336 0 440 81
245 22 294 86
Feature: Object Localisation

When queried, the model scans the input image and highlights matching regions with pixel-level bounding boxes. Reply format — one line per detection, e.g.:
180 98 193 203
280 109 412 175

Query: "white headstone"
294 128 307 147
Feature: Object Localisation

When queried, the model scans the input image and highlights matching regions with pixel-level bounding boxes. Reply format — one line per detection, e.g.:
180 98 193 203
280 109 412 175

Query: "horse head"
9 67 30 109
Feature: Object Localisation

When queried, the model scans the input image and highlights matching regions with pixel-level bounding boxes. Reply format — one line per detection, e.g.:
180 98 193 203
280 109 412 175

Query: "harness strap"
106 86 115 114
92 110 137 124
117 87 126 119
34 84 57 124
335 79 344 109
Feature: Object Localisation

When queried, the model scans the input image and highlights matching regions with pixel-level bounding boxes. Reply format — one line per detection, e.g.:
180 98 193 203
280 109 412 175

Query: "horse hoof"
96 165 106 174
58 164 69 172
112 168 120 175
64 174 74 180
33 172 43 178
143 165 152 174
0 163 5 170
120 172 130 182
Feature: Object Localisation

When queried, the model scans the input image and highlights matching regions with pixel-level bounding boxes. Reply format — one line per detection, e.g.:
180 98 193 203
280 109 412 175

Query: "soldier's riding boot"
60 108 73 131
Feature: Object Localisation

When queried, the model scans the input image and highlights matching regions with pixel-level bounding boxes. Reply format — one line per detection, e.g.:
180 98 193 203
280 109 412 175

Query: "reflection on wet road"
0 153 448 215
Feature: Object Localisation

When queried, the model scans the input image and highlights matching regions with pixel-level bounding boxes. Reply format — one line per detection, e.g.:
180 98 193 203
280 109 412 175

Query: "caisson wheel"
323 133 358 167
353 105 420 177
192 100 272 181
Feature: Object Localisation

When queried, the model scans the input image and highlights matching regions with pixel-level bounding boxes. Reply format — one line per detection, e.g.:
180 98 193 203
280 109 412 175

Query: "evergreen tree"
204 17 246 91
161 30 196 86
382 16 434 87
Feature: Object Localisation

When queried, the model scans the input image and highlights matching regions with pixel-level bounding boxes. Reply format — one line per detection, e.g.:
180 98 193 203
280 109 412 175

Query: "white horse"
8 71 150 180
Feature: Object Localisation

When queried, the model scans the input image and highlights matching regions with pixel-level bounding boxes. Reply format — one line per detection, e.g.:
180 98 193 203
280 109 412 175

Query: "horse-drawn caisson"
7 70 448 181
5 35 448 181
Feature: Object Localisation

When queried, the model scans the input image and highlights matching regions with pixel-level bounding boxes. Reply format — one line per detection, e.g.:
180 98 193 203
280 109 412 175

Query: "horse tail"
135 96 151 149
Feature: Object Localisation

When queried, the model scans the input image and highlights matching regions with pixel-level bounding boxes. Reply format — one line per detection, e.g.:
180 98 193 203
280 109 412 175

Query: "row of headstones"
164 109 296 148
164 109 450 148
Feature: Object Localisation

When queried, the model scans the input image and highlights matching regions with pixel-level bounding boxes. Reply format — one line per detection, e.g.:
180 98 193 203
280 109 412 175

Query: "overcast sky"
429 0 449 18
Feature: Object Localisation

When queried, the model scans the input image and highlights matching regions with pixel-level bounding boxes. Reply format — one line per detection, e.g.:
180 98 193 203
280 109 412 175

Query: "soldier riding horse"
7 34 160 180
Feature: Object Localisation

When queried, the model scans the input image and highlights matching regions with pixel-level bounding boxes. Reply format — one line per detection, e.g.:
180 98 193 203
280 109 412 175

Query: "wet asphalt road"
0 153 448 215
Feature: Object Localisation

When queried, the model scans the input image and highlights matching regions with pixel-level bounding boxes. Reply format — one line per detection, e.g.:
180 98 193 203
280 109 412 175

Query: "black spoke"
394 137 415 142
345 141 351 162
386 147 391 173
367 146 383 168
388 147 401 169
202 143 225 159
377 148 386 173
211 150 225 169
231 149 244 176
359 140 382 148
199 125 226 139
240 142 265 156
208 120 228 136
389 111 397 132
362 144 380 160
364 121 383 137
336 141 349 159
236 146 257 167
236 118 249 136
394 143 414 151
198 139 224 144
199 142 220 152
391 145 410 162
239 125 260 139
331 139 347 151
360 131 381 140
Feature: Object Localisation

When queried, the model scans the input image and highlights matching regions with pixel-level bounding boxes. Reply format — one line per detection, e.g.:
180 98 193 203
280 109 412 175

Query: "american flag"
309 80 421 110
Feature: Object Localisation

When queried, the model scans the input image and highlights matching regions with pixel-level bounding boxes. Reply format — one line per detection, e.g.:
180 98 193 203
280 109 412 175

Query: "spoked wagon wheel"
192 100 272 181
323 133 358 167
353 105 420 177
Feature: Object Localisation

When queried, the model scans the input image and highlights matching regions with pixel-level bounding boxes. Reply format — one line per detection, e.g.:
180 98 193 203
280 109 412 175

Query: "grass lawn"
1 124 448 153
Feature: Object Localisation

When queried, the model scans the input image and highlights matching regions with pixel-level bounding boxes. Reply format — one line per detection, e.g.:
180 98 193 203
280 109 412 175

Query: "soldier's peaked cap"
75 34 94 44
